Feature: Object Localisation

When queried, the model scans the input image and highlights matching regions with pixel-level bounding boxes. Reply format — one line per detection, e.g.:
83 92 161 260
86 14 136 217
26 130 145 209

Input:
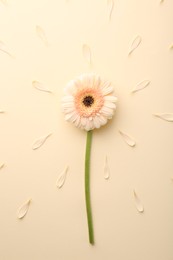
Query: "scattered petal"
169 44 173 50
131 80 150 93
128 35 142 56
0 163 5 170
104 155 110 180
32 133 52 150
17 199 31 219
82 44 92 65
56 166 68 188
36 25 49 46
32 80 52 93
119 130 136 147
160 0 164 3
107 0 114 21
0 41 14 58
133 190 144 213
0 109 5 113
153 113 173 122
0 0 7 5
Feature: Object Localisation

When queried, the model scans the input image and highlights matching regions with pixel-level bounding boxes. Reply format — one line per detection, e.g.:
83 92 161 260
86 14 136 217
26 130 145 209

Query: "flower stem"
85 130 94 245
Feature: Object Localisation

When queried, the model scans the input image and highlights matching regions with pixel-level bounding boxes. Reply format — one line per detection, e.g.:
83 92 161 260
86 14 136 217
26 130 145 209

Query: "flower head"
62 74 117 131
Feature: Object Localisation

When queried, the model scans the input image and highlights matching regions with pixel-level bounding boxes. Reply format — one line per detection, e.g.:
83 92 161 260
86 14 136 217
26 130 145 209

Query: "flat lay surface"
0 0 173 259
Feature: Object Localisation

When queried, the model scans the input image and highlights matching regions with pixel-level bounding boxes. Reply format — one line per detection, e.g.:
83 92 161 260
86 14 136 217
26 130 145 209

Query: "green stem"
85 130 94 245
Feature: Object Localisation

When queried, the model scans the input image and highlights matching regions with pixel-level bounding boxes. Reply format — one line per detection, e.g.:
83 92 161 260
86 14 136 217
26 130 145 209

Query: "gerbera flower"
62 74 117 131
62 73 118 245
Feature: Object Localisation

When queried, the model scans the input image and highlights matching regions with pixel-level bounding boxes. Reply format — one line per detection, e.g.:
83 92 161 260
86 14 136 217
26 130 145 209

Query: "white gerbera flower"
62 74 117 131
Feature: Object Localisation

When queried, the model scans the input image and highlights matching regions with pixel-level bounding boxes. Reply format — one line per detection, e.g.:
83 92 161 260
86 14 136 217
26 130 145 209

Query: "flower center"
74 88 104 117
83 95 94 107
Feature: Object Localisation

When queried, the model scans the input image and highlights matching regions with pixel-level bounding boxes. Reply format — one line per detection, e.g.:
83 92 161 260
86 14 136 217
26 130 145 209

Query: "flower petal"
100 81 114 95
84 118 94 131
100 106 114 116
18 199 31 219
32 133 52 150
81 117 87 126
104 95 117 102
62 96 74 102
133 190 144 213
63 107 75 113
93 116 101 128
104 101 116 109
74 115 81 127
79 74 90 88
56 166 68 189
98 115 107 125
65 111 77 121
62 102 74 109
92 75 101 89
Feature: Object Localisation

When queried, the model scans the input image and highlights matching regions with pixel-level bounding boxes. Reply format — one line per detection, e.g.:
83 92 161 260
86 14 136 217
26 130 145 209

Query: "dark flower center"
83 95 94 107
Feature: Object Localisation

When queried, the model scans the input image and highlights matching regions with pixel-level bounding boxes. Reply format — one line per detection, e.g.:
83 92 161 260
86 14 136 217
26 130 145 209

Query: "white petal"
100 81 114 95
32 80 52 93
104 95 117 102
85 121 91 131
87 74 95 88
102 87 114 95
119 130 136 147
0 163 5 170
65 80 77 95
153 113 173 122
36 25 48 46
93 116 101 129
62 102 74 109
100 107 114 117
84 118 94 131
79 74 90 88
169 44 173 50
104 155 110 179
128 35 142 56
100 80 111 89
18 199 31 219
104 101 116 109
56 166 68 189
32 133 52 150
82 44 92 65
98 115 107 125
63 107 75 114
81 117 87 126
74 79 83 90
107 0 114 21
0 0 8 6
92 75 101 89
0 40 14 58
0 109 5 113
65 111 77 121
89 119 95 130
133 190 144 213
131 80 150 93
62 96 74 102
70 113 79 123
74 115 81 127
78 121 83 129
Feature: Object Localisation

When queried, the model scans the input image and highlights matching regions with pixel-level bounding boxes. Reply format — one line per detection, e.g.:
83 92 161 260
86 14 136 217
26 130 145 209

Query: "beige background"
0 0 173 259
